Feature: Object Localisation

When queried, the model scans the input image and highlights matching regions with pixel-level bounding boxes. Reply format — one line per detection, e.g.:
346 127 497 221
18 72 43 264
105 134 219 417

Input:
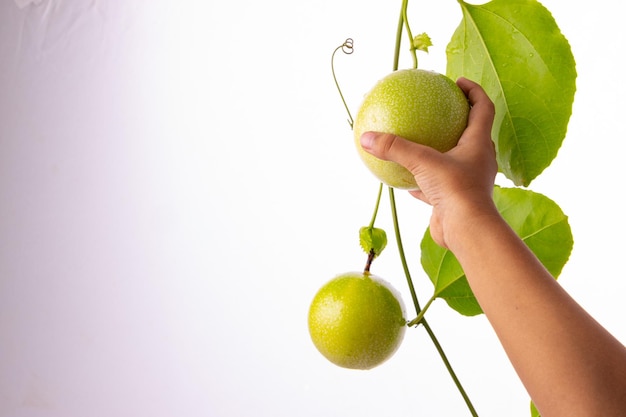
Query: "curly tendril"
331 38 354 128
341 38 354 54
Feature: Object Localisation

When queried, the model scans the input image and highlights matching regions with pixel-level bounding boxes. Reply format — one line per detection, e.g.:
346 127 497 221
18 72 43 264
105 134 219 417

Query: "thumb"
359 131 439 176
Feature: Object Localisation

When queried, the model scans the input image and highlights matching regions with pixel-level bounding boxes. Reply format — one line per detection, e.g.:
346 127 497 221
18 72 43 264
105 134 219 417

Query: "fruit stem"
362 183 385 274
364 249 376 273
389 187 479 417
368 182 384 229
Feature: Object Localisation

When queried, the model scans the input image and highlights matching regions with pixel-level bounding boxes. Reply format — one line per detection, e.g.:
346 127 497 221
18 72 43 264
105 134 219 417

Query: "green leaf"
446 0 576 187
421 232 483 316
359 226 387 258
420 186 573 316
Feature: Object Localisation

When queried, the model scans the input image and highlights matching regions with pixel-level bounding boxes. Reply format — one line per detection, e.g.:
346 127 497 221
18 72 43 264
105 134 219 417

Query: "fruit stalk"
368 183 384 229
364 249 376 273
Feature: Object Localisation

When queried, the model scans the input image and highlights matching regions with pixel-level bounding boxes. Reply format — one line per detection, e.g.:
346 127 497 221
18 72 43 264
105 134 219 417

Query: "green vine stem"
368 183 384 228
407 294 436 326
388 188 420 311
389 3 477 414
389 188 479 417
395 0 418 69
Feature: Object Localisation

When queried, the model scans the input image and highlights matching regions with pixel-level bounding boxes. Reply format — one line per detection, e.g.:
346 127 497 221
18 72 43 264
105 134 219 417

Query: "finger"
359 131 440 176
456 78 495 143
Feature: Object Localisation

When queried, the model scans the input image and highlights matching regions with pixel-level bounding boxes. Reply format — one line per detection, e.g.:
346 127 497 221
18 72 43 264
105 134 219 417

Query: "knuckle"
379 133 401 158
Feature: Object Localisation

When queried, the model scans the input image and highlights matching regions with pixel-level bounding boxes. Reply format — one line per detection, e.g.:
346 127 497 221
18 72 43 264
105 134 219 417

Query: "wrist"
442 197 503 254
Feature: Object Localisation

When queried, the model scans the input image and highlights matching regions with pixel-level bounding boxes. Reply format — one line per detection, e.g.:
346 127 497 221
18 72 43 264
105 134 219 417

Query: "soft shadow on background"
1 1 624 416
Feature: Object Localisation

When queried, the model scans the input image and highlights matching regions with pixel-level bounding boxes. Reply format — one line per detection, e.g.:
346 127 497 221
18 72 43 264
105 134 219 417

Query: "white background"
0 1 624 416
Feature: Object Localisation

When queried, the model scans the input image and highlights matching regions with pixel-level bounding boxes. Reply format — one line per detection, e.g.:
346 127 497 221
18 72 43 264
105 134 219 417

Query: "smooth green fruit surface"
308 272 406 370
354 69 470 189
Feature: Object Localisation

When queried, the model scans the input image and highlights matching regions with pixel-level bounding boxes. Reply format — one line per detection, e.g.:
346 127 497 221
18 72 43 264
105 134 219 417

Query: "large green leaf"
420 186 573 316
421 232 482 315
446 0 576 187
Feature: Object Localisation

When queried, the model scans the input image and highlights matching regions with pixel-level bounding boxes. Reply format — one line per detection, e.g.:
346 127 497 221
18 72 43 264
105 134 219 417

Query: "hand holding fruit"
359 77 498 250
353 69 470 190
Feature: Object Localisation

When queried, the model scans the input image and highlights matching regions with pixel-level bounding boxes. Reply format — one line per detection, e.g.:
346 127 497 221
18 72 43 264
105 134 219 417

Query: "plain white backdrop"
1 1 625 416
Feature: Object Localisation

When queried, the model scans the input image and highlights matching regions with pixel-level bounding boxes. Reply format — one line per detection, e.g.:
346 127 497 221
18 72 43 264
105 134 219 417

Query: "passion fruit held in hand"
353 69 470 189
308 271 406 370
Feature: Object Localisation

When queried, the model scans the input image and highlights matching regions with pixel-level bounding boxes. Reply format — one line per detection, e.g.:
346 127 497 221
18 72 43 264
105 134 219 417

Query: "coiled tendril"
331 38 354 128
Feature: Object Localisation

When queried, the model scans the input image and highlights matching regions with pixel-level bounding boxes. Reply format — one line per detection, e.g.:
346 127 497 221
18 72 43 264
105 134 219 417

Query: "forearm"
448 209 626 417
357 78 626 415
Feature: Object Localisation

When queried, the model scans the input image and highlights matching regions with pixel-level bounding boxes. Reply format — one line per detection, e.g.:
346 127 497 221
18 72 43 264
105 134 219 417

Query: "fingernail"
360 132 375 150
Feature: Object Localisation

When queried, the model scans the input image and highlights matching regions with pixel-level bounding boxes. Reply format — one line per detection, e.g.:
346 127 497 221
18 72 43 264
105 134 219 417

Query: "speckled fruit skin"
308 272 406 370
354 69 470 190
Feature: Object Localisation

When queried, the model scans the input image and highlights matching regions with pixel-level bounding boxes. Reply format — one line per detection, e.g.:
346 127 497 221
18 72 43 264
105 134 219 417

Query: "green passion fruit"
308 271 406 370
353 69 470 190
